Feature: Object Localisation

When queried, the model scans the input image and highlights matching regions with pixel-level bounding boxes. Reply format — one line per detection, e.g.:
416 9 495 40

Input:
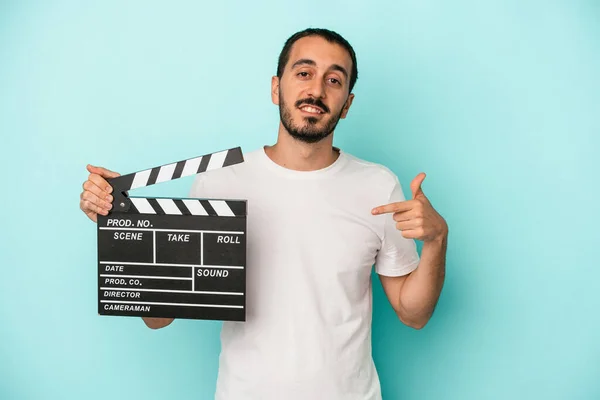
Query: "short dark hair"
276 28 358 93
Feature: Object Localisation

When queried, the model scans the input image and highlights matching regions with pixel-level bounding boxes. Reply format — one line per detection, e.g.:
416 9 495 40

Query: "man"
80 28 448 400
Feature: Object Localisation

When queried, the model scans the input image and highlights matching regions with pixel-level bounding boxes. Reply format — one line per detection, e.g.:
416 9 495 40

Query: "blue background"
1 1 599 399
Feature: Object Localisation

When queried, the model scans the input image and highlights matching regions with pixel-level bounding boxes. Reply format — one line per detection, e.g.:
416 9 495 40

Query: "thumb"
87 164 121 179
410 172 426 199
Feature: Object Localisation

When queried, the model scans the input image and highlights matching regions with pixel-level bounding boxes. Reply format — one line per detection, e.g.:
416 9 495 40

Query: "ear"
271 76 280 105
340 93 355 119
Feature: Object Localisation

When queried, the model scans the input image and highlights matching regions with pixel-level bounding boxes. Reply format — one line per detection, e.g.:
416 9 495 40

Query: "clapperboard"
96 147 247 321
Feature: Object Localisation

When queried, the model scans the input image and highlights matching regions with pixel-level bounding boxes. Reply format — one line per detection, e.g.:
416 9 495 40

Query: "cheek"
281 80 303 100
330 99 347 116
284 90 297 106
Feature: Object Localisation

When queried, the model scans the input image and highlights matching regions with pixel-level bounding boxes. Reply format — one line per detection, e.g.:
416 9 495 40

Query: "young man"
80 28 448 400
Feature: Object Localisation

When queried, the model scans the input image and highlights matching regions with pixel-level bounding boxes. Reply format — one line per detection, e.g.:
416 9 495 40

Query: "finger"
410 172 426 199
80 198 108 217
87 164 121 179
87 173 114 194
399 229 423 239
81 190 112 211
371 199 419 215
393 209 420 222
395 218 422 231
83 180 113 204
402 229 419 239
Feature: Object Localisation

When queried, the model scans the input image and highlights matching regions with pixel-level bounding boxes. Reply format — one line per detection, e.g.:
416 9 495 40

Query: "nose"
307 76 326 99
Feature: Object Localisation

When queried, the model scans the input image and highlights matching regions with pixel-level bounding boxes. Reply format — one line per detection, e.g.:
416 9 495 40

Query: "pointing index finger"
371 200 414 215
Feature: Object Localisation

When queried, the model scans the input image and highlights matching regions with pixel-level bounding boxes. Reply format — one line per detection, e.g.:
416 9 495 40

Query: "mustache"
295 98 330 114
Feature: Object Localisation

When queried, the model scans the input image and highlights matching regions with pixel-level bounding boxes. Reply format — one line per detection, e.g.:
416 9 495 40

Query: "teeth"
301 106 321 114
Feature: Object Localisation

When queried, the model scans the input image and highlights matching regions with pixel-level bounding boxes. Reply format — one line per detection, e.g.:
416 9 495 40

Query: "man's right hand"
80 164 121 222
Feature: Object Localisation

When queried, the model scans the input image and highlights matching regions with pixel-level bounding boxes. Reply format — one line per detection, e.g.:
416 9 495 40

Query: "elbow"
407 320 428 330
397 313 430 330
142 317 174 330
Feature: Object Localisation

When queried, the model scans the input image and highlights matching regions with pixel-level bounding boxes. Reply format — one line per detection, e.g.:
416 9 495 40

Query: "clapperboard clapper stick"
96 147 247 321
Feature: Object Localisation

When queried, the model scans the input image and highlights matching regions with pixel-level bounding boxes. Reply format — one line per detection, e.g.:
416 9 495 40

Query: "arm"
80 165 176 330
379 234 447 329
372 172 448 329
142 317 175 329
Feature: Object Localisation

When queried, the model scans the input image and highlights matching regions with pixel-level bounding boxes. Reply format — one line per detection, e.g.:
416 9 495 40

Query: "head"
271 28 358 144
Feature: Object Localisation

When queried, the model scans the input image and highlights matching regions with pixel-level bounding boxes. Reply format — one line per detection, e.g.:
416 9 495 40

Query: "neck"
264 123 339 171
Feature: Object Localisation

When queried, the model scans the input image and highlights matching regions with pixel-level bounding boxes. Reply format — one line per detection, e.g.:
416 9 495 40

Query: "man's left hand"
371 173 448 242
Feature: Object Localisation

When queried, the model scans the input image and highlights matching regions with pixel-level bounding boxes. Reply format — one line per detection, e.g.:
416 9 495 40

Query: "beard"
279 90 344 144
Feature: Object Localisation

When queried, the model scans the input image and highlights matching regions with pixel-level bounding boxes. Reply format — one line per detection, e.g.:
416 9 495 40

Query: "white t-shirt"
188 146 420 400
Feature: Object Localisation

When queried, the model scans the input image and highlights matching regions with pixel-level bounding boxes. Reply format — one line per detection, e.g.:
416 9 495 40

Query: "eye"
328 77 341 85
297 71 310 78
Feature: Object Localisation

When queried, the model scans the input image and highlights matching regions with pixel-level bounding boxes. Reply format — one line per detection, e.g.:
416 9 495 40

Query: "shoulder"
188 146 263 196
340 150 400 189
204 146 262 176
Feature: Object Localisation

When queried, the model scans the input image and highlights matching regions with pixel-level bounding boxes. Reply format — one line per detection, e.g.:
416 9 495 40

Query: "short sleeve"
374 177 420 276
188 175 205 198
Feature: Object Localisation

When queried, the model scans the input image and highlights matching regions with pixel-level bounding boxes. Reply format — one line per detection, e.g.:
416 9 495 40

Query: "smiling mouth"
298 105 325 115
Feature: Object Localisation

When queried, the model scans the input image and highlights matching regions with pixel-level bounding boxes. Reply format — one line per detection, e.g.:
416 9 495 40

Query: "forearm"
142 317 174 329
397 235 447 328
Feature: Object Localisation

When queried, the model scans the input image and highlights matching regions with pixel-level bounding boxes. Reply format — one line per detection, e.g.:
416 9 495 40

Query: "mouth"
298 105 325 115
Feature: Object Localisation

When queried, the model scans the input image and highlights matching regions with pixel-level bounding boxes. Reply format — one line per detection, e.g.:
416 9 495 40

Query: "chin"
302 117 319 125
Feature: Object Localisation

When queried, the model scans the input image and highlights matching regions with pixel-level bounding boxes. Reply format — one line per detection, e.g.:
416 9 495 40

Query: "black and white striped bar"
128 198 246 217
111 147 243 193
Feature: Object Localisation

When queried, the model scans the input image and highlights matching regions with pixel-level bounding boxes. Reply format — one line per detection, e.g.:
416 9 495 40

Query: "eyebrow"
291 58 349 80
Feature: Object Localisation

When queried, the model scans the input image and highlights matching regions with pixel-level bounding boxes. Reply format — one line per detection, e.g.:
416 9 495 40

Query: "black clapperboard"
96 147 247 321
